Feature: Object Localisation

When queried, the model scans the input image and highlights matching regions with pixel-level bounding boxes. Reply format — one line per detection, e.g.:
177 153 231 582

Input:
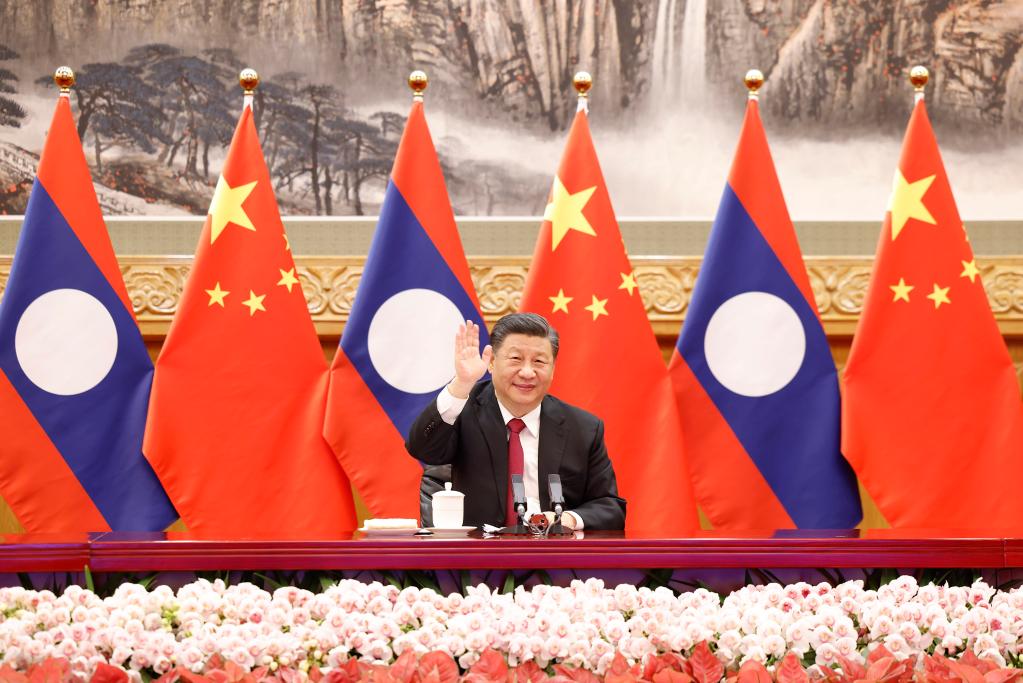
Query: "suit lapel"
537 395 567 511
475 384 508 513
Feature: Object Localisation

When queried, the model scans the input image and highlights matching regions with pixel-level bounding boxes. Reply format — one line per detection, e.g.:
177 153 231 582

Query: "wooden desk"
0 530 1015 573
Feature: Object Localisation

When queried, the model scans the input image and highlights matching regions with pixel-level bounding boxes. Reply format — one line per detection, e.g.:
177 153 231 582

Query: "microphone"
511 474 527 522
548 473 564 516
546 473 570 536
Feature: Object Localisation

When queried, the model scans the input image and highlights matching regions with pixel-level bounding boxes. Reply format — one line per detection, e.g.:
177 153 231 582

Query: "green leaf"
407 571 440 592
253 572 285 590
502 572 515 594
84 565 95 593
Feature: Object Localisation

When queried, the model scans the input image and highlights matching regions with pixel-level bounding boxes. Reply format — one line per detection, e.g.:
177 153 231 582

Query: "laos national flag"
0 93 176 532
325 99 486 519
668 96 861 529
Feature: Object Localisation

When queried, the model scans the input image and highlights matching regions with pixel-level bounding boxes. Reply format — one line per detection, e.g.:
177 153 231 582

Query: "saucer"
426 526 477 533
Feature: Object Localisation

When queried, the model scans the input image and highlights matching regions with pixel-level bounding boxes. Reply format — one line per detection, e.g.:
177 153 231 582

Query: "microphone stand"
546 473 571 537
499 474 530 534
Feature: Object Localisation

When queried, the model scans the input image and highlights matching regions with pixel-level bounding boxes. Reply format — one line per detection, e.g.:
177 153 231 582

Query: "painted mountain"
0 0 1019 218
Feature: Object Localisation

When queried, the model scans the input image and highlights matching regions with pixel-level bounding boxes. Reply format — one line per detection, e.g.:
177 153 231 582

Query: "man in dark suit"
406 313 626 530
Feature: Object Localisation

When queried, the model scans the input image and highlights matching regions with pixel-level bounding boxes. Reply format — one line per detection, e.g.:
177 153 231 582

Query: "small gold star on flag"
205 282 230 307
277 268 300 293
549 289 572 314
618 272 638 296
890 278 913 303
242 290 266 316
584 294 609 320
926 283 950 309
960 259 980 283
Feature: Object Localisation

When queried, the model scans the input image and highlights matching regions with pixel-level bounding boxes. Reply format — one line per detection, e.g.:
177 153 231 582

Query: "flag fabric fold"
669 98 861 529
0 94 176 532
144 102 355 536
842 98 1023 529
325 100 487 520
520 108 698 535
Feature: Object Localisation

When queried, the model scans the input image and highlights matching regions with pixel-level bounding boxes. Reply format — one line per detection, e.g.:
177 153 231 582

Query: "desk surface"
0 530 1019 572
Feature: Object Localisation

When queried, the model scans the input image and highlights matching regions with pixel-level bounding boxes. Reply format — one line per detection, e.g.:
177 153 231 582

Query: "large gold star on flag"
209 176 258 244
887 170 936 240
543 176 597 251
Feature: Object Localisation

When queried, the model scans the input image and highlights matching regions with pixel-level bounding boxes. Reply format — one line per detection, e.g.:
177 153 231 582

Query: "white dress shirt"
436 388 584 529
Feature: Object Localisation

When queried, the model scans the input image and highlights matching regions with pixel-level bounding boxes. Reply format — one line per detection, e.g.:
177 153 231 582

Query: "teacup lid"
432 482 464 499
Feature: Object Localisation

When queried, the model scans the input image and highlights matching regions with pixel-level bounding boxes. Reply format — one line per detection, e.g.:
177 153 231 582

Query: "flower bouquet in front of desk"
0 576 1020 682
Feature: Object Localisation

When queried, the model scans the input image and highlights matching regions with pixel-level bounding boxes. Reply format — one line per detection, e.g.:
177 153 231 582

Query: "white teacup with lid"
431 482 465 528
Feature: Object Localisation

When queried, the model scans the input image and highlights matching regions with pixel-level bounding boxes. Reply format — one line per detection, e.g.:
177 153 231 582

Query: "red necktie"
505 418 526 526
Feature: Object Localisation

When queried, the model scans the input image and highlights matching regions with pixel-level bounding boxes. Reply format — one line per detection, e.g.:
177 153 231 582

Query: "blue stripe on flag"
678 184 860 527
341 181 487 437
0 181 176 530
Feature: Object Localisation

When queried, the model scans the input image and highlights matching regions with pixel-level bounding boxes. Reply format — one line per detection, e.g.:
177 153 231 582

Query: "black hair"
489 312 559 359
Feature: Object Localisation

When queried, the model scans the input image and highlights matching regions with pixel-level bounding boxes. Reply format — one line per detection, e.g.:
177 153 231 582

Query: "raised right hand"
448 320 493 399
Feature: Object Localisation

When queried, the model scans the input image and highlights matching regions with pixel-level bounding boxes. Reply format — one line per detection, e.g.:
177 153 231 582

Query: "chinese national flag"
520 109 698 534
842 98 1023 530
144 104 356 536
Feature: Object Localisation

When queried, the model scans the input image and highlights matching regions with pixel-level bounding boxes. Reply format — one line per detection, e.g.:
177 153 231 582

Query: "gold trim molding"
3 255 1023 338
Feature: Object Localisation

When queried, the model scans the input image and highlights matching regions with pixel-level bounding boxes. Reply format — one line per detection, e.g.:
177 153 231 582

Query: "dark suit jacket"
406 381 626 530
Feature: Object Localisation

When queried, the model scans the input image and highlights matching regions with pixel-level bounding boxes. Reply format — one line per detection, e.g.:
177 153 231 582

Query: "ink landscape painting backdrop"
0 0 1020 220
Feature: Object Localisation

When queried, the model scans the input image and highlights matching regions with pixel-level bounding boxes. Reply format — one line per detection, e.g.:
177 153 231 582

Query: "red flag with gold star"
842 98 1023 530
520 109 698 534
143 103 356 536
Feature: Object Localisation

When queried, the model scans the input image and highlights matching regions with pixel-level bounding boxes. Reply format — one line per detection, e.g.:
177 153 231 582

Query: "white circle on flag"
703 291 806 397
15 288 119 396
368 288 465 394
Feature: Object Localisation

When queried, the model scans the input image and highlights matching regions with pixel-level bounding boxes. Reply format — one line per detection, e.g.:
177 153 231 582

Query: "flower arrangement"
0 576 1020 682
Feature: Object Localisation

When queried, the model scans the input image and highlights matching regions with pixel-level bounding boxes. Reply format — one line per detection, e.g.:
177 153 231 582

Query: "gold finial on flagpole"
573 71 592 113
240 68 259 95
573 71 593 98
744 69 764 100
910 65 928 103
239 68 258 110
408 70 428 101
54 66 75 97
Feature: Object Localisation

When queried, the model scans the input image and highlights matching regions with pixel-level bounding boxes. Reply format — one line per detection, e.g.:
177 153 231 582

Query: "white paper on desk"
363 518 419 530
482 524 502 534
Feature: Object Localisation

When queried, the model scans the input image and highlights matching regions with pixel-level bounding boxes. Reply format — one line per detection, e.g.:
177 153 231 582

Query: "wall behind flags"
0 215 1020 532
0 0 1020 533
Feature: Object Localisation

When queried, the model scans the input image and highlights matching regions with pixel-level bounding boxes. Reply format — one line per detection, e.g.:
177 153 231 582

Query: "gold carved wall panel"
81 255 1023 338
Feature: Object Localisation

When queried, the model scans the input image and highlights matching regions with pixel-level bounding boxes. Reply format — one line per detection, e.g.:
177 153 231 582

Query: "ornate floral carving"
326 265 363 318
122 265 190 319
985 268 1023 315
2 257 1023 338
635 266 695 318
807 262 873 317
473 266 525 316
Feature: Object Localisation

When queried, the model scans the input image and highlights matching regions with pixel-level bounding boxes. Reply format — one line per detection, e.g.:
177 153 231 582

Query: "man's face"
490 333 555 417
